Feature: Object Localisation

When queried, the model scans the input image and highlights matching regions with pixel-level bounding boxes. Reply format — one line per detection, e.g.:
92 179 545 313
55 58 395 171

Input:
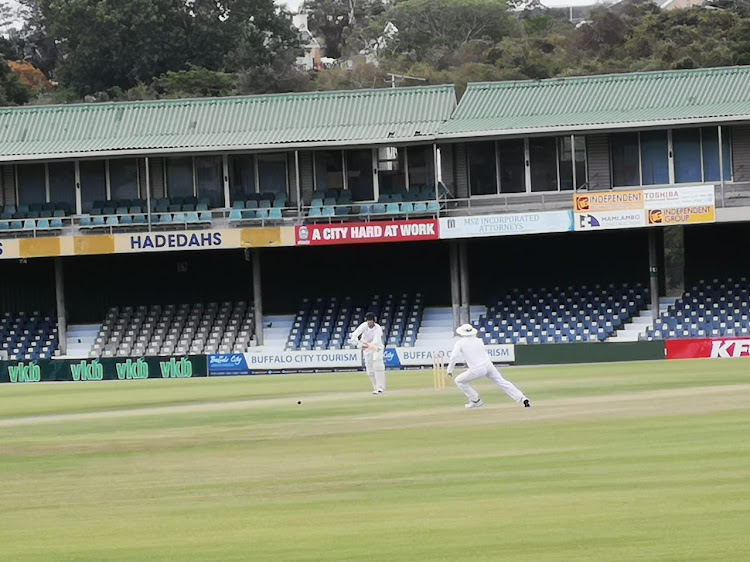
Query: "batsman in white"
447 324 531 409
349 312 386 394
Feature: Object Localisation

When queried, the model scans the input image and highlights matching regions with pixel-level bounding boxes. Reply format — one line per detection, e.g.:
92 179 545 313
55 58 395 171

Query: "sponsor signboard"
666 337 750 360
0 227 291 261
383 345 515 368
0 356 206 383
295 219 439 246
574 185 716 232
439 211 573 239
576 210 646 231
208 350 364 374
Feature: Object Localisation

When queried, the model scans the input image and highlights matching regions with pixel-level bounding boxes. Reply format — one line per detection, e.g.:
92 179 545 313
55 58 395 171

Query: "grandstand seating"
645 277 750 340
306 186 442 219
89 301 255 358
285 293 425 350
0 311 58 360
477 283 649 345
0 203 71 236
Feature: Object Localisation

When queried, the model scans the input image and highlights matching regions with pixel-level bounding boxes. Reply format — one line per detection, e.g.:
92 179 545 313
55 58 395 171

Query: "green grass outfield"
1 359 749 561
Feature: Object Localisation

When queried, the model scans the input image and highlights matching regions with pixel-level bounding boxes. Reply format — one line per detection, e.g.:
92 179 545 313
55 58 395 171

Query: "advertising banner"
0 356 207 384
576 210 646 231
439 211 573 239
574 185 716 232
208 350 364 374
666 337 750 360
295 219 439 246
383 345 515 368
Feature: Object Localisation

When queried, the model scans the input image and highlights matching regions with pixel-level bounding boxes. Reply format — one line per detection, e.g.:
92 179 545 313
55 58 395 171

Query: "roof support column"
252 249 264 347
295 150 302 219
145 157 152 230
449 241 460 331
222 155 230 208
459 240 470 326
55 257 67 357
649 229 660 324
718 125 725 206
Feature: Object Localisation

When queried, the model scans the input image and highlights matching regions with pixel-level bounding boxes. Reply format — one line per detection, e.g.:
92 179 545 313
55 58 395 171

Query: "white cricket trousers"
364 349 386 391
454 361 525 403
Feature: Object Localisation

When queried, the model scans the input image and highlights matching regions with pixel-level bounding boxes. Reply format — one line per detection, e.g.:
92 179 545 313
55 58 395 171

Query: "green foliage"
152 67 237 99
0 54 31 106
305 0 386 58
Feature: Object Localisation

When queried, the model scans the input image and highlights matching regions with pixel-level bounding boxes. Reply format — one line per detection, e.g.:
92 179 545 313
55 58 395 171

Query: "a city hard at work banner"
295 219 439 246
439 211 573 239
574 185 716 231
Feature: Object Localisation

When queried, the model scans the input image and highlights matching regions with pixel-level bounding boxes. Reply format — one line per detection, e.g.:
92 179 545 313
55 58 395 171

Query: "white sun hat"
456 323 478 337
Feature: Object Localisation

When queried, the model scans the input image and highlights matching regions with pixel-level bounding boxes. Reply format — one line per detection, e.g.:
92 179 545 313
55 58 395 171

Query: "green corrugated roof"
0 86 456 161
439 66 750 139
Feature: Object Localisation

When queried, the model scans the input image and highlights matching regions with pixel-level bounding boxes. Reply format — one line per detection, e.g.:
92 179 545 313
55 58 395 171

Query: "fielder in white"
447 324 531 409
349 312 386 394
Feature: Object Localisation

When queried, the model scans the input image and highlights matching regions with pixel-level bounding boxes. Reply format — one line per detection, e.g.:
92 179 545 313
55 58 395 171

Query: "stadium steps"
414 307 454 347
262 315 294 351
608 297 677 342
63 324 100 358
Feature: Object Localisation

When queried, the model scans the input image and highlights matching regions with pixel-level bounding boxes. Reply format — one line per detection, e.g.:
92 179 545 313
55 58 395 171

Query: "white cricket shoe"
376 388 384 394
465 399 484 409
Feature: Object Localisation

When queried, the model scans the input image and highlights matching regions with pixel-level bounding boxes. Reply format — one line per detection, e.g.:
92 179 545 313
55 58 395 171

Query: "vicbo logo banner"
666 338 750 359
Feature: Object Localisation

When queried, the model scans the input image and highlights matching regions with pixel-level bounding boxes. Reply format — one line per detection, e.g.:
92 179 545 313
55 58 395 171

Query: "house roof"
0 85 456 162
438 66 750 140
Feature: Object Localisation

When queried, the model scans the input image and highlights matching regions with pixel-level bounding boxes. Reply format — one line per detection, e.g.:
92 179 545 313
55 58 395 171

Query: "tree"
371 0 521 68
39 0 299 95
304 0 386 58
0 54 31 105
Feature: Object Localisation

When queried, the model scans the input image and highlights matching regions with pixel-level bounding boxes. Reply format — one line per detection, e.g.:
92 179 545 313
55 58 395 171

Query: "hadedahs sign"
295 219 439 246
666 337 750 359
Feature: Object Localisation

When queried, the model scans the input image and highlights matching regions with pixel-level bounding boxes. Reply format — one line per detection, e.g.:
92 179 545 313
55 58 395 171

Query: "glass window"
702 127 732 182
346 149 374 201
109 158 139 202
48 162 75 210
229 155 256 203
673 129 701 183
407 146 434 191
16 163 46 205
195 156 223 208
640 131 668 185
611 133 640 187
377 147 406 195
315 150 344 192
558 136 586 190
257 153 287 198
468 141 497 196
166 157 194 199
79 160 106 213
530 138 557 192
497 140 525 194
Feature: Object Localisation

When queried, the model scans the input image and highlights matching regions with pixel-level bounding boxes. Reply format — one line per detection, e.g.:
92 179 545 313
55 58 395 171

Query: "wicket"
432 352 447 390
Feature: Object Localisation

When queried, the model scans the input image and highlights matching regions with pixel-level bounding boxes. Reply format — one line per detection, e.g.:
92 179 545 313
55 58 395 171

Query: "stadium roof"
438 66 750 140
0 85 457 162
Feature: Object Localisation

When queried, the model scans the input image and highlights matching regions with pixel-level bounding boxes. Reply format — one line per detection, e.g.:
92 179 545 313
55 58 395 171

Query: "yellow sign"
647 206 715 225
575 190 643 212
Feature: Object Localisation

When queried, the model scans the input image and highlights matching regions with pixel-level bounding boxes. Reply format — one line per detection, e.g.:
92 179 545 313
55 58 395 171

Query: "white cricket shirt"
447 336 491 372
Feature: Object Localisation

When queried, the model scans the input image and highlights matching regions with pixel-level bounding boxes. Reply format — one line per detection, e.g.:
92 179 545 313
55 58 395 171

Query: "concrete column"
459 240 470 325
449 241 460 330
252 249 264 346
54 257 67 356
663 226 685 297
648 229 660 321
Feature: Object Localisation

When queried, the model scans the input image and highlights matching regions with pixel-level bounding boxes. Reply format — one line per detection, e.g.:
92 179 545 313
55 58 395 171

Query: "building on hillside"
292 12 322 71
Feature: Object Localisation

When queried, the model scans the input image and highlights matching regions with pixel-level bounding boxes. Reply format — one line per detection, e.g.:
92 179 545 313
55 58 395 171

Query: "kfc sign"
666 338 750 359
295 220 439 246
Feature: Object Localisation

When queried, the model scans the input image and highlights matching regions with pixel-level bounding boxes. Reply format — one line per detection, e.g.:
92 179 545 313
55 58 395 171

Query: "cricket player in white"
349 312 386 394
447 324 530 409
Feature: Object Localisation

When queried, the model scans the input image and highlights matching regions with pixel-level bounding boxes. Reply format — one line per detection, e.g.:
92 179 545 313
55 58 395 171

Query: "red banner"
666 337 750 359
295 220 439 246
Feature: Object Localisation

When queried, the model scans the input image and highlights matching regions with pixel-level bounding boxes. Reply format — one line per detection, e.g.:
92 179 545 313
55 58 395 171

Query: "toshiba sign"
666 338 750 359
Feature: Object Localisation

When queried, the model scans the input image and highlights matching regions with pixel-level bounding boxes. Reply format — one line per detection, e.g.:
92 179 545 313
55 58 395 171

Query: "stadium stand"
306 186 443 219
0 311 58 360
645 277 750 340
285 293 425 350
477 283 650 345
88 301 255 358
